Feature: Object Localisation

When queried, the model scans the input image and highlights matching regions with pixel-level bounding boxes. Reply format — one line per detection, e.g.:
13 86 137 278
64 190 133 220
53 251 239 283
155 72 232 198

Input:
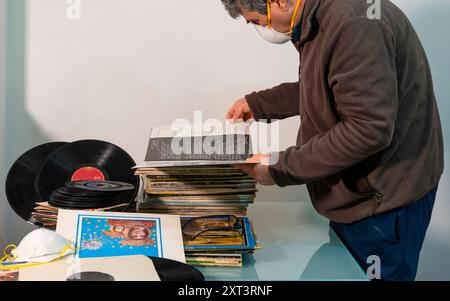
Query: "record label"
71 166 106 182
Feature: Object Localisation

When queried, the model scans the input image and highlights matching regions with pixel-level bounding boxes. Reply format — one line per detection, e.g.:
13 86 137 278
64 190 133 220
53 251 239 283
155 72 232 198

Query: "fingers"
226 107 235 120
232 164 255 177
245 156 262 164
226 107 244 122
243 112 254 122
226 98 253 122
231 106 244 121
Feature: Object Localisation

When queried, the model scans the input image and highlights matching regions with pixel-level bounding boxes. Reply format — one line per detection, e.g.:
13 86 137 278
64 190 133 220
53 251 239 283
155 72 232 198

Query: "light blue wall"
1 0 39 251
0 0 6 249
392 0 450 280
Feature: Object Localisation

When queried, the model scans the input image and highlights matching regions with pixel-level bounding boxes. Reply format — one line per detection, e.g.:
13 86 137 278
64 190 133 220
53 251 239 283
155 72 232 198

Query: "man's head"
221 0 299 34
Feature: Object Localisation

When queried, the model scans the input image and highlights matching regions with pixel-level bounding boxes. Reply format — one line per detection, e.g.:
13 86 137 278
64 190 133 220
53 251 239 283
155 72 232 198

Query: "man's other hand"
226 97 254 122
234 154 275 186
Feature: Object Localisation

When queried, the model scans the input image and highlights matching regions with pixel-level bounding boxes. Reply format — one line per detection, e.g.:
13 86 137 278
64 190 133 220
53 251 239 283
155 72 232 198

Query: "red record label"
71 167 105 182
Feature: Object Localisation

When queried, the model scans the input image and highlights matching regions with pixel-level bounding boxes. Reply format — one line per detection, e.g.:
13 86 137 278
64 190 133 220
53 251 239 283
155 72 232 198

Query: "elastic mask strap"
0 244 17 263
0 244 75 271
289 0 303 33
267 0 303 34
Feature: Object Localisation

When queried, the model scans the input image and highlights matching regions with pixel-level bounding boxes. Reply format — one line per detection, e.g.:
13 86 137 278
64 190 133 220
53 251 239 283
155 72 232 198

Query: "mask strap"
0 244 75 271
0 244 17 263
289 0 303 33
267 0 303 33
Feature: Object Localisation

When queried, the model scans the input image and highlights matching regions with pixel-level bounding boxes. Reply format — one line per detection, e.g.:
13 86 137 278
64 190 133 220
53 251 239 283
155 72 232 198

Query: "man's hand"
234 154 276 186
226 97 254 122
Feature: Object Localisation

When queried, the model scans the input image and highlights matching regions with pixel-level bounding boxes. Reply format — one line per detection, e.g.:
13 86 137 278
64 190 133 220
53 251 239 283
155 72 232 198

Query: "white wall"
1 0 308 248
1 0 449 280
25 0 308 202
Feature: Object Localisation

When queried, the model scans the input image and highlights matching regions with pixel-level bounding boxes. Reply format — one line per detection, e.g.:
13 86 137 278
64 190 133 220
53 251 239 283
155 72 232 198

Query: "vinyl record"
150 257 204 281
65 180 135 193
5 142 68 222
67 272 115 281
55 186 113 199
50 194 109 204
36 140 139 206
49 188 116 208
48 199 116 209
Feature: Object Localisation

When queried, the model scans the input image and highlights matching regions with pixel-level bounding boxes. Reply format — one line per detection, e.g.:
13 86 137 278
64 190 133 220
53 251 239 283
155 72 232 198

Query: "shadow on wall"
0 0 48 249
404 0 450 280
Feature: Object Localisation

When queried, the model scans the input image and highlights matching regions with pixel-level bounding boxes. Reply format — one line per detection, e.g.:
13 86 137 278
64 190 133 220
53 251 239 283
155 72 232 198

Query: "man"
221 0 444 281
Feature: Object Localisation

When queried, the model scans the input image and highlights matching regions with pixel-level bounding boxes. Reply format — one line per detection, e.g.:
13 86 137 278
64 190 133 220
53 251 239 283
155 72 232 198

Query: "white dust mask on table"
10 228 73 263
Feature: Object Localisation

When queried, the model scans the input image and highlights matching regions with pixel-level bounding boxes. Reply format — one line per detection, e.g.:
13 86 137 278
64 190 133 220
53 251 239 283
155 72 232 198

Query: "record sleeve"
19 255 160 281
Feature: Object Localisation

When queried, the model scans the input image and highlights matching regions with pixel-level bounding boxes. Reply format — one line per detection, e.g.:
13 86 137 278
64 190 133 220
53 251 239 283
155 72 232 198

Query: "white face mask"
254 24 292 44
10 229 73 263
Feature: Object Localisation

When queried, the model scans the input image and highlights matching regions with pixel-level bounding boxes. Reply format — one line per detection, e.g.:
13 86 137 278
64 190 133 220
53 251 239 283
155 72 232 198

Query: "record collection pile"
133 128 261 267
6 140 139 229
135 166 257 217
134 165 260 267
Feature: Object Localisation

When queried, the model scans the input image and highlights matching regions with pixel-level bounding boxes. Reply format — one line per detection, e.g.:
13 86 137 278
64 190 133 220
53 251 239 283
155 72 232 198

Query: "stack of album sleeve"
32 202 129 229
135 165 256 217
134 165 261 267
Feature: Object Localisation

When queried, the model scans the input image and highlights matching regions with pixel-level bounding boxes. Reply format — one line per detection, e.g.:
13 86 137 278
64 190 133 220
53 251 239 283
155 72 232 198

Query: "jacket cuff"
245 92 268 122
268 152 302 187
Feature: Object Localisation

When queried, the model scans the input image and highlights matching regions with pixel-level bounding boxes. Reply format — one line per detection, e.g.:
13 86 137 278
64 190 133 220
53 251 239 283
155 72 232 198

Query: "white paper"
19 255 160 281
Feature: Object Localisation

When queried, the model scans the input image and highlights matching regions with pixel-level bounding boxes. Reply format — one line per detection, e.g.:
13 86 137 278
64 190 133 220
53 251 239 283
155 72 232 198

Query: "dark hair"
221 0 268 19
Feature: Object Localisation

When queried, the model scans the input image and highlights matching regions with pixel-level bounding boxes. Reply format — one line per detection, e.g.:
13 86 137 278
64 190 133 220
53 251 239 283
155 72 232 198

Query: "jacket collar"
295 0 321 47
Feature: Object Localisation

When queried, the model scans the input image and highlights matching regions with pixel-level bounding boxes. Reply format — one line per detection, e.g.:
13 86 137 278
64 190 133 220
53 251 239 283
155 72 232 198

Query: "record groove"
36 140 139 206
5 142 68 221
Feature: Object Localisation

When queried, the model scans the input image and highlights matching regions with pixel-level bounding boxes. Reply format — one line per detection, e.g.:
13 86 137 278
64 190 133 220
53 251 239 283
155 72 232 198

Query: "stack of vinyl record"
5 140 139 228
49 181 135 209
135 166 257 217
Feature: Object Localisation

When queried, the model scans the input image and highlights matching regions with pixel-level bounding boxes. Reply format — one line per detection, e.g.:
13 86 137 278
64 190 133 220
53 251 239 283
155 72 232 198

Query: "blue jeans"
331 187 438 281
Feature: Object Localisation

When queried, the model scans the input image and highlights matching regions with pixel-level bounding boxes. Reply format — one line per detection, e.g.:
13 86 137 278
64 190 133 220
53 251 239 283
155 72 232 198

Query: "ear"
272 0 289 10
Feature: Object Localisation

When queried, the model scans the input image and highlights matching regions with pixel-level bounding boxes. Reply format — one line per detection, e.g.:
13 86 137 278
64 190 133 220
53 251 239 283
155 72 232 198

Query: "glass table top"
197 201 368 281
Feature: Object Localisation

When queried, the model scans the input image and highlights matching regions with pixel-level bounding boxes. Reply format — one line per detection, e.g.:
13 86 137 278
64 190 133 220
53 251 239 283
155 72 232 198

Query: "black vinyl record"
54 186 113 199
50 194 109 204
48 200 117 209
36 140 139 206
150 257 204 281
65 180 135 193
5 142 69 222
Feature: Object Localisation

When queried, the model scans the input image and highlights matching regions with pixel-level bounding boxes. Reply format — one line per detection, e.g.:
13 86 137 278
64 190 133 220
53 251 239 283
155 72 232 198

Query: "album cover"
56 210 185 263
144 125 253 162
182 216 257 252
